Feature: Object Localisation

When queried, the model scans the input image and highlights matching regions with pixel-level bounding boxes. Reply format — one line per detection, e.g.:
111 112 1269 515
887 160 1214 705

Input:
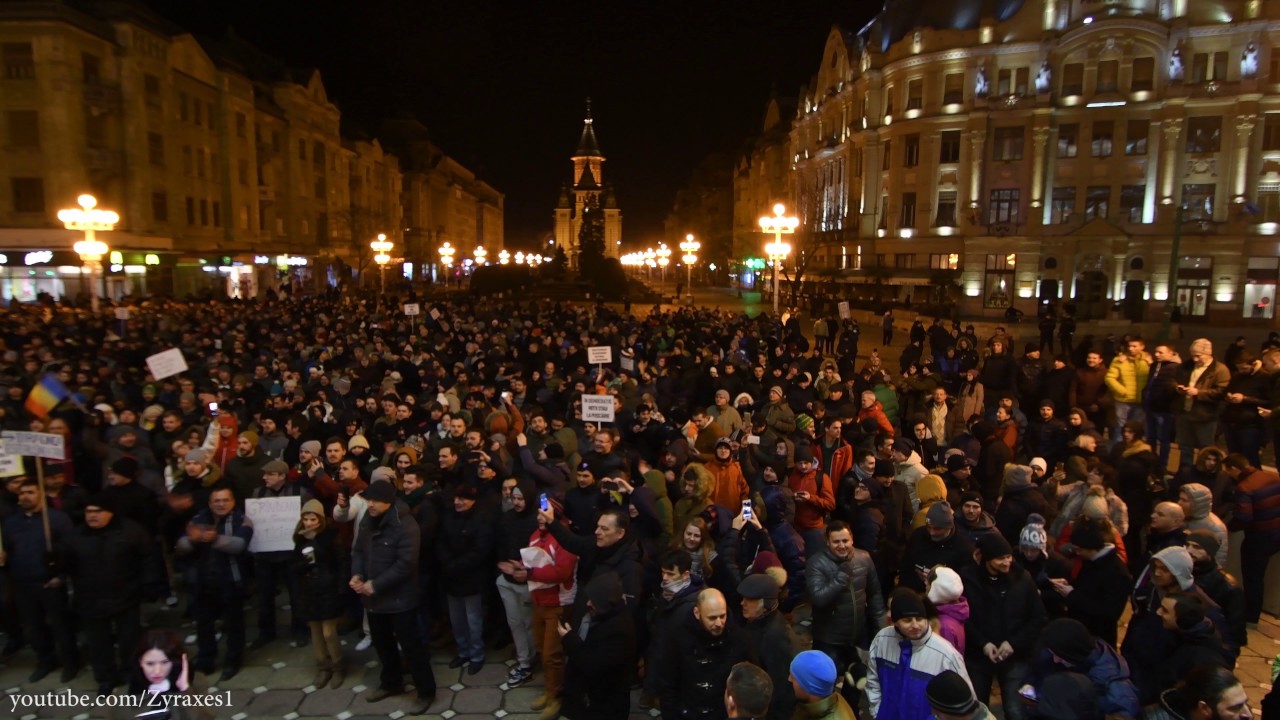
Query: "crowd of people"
0 291 1277 720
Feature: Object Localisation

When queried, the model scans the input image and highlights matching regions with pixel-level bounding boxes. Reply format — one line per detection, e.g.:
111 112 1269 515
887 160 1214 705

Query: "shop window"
1176 256 1212 317
1244 257 1279 319
984 253 1016 308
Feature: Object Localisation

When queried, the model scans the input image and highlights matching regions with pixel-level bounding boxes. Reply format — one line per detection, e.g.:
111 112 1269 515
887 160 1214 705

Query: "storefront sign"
24 251 53 265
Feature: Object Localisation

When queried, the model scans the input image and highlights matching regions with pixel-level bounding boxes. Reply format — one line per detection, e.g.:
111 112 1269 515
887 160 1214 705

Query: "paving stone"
452 687 504 714
354 688 418 715
218 665 273 690
458 662 511 686
246 689 304 715
271 665 320 688
297 687 355 715
502 686 546 711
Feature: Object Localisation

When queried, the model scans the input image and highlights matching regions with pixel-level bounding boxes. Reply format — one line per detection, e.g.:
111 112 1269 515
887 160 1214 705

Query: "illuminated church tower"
554 99 621 268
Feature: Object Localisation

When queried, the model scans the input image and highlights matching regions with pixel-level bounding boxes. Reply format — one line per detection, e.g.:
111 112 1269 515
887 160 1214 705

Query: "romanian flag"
25 373 70 418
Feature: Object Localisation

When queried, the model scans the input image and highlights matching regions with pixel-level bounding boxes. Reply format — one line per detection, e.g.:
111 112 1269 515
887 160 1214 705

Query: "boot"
311 661 332 689
329 661 346 689
531 693 549 711
538 698 562 720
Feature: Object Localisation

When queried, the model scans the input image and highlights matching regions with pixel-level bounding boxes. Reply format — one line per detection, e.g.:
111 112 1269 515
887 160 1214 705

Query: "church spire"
575 97 603 158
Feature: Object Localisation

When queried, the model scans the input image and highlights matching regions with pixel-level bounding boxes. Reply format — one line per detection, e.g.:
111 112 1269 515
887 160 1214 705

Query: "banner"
0 431 66 460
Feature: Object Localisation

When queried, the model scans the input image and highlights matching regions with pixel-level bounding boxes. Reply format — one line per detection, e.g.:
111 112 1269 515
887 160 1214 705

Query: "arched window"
1129 257 1144 271
1044 257 1058 270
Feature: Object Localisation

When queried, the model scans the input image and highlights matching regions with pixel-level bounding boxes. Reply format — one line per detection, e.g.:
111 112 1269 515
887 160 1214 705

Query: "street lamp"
474 245 487 268
760 202 798 314
680 232 700 300
656 244 671 292
438 242 455 286
370 233 393 291
59 194 117 312
499 249 510 265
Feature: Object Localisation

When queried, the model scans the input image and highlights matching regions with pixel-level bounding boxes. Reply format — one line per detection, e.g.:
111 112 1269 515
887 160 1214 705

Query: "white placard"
0 442 22 477
620 353 635 372
114 307 131 320
0 431 65 460
146 348 189 380
245 496 301 553
403 303 420 316
587 346 612 365
429 308 441 321
581 395 615 423
838 301 851 320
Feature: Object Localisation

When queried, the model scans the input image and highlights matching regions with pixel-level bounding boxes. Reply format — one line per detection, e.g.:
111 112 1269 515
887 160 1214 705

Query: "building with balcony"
784 0 1280 325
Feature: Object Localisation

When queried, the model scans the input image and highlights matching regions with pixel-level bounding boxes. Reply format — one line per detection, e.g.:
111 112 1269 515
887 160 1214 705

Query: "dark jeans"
1145 411 1174 472
368 608 437 699
967 656 1029 720
1240 533 1280 623
84 606 141 685
13 580 77 669
1225 424 1267 471
195 584 246 669
255 554 304 639
813 640 860 711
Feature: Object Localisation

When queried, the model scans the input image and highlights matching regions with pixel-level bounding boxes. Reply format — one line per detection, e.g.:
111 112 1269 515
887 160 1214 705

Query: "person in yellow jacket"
1105 337 1150 448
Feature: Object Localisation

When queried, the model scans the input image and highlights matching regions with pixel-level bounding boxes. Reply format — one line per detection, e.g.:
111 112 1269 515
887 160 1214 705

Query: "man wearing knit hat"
1186 530 1248 649
960 532 1045 720
762 385 797 436
926 670 990 720
899 499 974 593
788 650 855 720
1172 338 1231 469
867 588 971 720
247 457 313 651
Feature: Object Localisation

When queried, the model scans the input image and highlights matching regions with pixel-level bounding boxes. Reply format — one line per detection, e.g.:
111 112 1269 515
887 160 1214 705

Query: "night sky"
143 0 882 248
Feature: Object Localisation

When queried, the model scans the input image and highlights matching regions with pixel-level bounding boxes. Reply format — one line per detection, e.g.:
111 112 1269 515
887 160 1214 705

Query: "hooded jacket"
866 624 972 720
673 463 715 539
1031 640 1141 718
497 478 541 578
932 596 970 655
894 451 929 510
1179 483 1228 565
706 455 750 510
910 475 947 531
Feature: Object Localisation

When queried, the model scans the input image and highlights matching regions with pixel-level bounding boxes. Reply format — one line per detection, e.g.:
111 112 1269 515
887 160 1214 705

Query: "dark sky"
143 0 882 248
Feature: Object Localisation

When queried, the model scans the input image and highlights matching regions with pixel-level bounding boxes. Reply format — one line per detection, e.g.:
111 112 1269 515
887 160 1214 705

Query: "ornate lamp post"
59 194 117 312
680 233 700 300
370 233 393 291
499 249 510 265
656 243 671 292
438 242 455 286
474 245 487 268
759 202 798 314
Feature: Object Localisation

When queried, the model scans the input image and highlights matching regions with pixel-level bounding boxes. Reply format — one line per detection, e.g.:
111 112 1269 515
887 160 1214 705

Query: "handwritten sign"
620 352 635 373
245 496 301 553
838 301 851 320
0 442 23 476
146 348 188 380
429 308 441 321
587 346 612 365
581 395 615 423
403 303 420 316
0 431 65 460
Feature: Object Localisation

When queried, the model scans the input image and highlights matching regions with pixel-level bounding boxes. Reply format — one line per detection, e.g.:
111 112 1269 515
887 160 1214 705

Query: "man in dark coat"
64 494 160 694
559 572 637 720
436 483 494 674
660 587 757 720
642 551 706 709
352 481 435 714
899 502 974 592
249 458 311 649
100 457 160 535
738 574 798 720
540 505 644 622
975 422 1012 509
1054 517 1131 648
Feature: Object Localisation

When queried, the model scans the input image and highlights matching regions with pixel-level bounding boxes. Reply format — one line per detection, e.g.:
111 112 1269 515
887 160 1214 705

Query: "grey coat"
352 501 420 614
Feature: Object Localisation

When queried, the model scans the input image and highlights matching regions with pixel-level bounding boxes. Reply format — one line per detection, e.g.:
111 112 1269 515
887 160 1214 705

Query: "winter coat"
547 521 645 620
705 457 750 511
910 475 948 531
174 508 252 593
976 437 1013 507
100 481 161 535
65 516 159 617
1064 546 1131 648
931 594 971 656
898 526 974 593
761 399 796 435
955 510 997 545
1072 365 1110 414
1147 621 1230 704
856 401 895 437
787 466 835 531
292 525 344 622
760 485 807 607
806 546 863 647
644 578 703 696
895 451 929 510
792 693 858 720
222 452 273 501
1172 359 1231 422
1105 354 1150 404
743 609 799 720
561 579 637 720
660 617 757 720
1143 359 1182 414
353 501 420 613
1192 561 1247 648
994 484 1049 545
867 625 972 720
673 464 716 541
435 503 493 597
979 353 1018 397
1180 484 1228 565
960 562 1046 661
1030 640 1141 719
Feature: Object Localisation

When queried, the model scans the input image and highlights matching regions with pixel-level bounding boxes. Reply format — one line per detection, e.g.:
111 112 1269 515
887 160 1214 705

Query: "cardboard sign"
0 431 65 460
429 308 441 321
838 301 851 320
403 303 420 316
245 496 301 553
146 348 189 380
587 346 612 365
0 442 23 477
114 307 131 320
581 395 616 423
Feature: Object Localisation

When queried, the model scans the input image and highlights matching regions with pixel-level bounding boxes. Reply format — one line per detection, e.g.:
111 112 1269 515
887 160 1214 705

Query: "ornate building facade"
554 102 621 267
781 0 1280 325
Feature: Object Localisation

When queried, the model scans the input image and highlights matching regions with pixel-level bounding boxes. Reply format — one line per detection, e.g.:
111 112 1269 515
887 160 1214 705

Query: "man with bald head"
660 588 758 720
1139 501 1188 573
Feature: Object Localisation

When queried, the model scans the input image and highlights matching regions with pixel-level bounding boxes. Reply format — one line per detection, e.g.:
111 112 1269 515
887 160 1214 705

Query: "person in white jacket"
892 439 930 511
867 588 972 720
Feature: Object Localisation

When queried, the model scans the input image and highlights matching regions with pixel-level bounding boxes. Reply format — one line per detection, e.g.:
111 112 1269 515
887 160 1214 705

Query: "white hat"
927 566 964 604
1029 457 1048 472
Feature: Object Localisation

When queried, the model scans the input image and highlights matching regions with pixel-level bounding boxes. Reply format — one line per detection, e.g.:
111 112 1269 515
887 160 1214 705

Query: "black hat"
946 454 976 472
1186 530 1221 561
544 442 565 460
109 456 139 480
85 493 117 513
451 483 478 501
1040 618 1096 665
888 587 927 620
926 670 979 715
976 532 1013 559
793 442 814 464
1071 519 1107 550
363 481 396 504
891 438 914 456
872 459 895 478
738 573 780 601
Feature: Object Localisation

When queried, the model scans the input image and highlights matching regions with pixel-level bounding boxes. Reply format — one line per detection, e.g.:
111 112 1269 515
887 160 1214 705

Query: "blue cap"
789 650 837 697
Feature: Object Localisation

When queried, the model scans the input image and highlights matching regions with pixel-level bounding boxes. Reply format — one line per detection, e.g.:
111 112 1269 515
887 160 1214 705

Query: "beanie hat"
1153 546 1195 590
976 532 1013 560
239 430 259 449
926 670 979 716
768 385 785 398
926 566 964 605
892 438 915 456
262 459 289 474
946 454 975 472
795 414 814 431
960 490 984 507
1029 457 1048 473
300 440 322 457
452 483 479 501
789 651 837 698
370 466 397 485
544 442 565 460
109 456 139 480
889 587 928 620
300 498 324 518
1019 513 1049 557
348 435 370 450
1190 338 1213 356
1186 529 1221 562
793 442 815 464
85 493 117 514
1081 488 1109 520
1071 519 1107 550
1040 618 1096 665
926 501 955 529
184 448 209 464
1003 464 1033 490
333 376 352 394
363 481 396 504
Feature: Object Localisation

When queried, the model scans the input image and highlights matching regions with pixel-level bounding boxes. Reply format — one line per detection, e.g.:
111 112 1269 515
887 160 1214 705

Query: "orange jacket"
787 467 835 530
706 458 750 510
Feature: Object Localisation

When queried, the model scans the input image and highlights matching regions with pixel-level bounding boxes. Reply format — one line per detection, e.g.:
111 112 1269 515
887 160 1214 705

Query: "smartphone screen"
539 493 550 512
742 499 753 520
208 402 218 414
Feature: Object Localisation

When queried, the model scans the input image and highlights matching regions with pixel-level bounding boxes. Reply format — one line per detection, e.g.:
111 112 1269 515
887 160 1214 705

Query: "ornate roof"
859 0 1027 52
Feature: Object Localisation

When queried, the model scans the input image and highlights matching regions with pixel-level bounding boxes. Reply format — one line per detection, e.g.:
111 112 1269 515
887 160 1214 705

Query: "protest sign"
146 348 188 380
245 496 302 553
